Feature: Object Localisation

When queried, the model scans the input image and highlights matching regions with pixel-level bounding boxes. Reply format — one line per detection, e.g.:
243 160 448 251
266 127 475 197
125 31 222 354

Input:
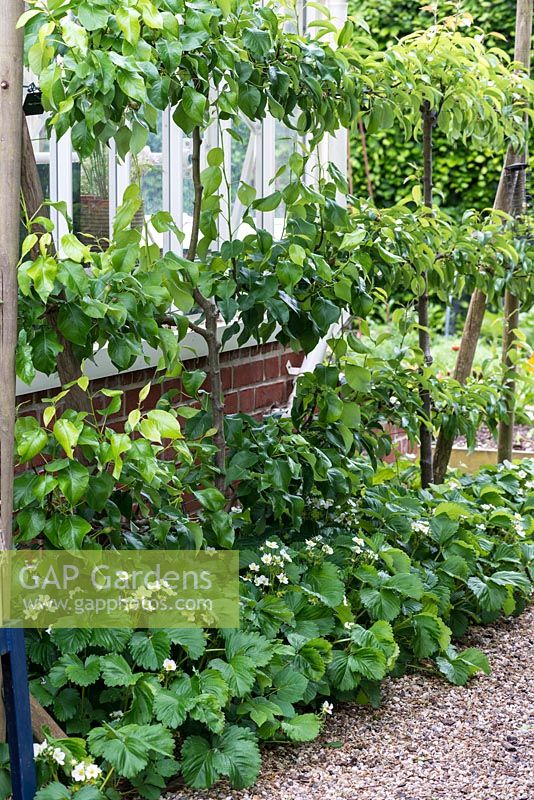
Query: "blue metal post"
0 628 37 800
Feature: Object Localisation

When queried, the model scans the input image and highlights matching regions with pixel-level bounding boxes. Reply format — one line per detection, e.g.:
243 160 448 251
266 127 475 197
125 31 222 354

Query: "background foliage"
350 0 523 214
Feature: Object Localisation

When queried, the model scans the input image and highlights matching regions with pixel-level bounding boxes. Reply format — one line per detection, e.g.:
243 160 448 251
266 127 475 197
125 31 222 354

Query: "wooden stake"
0 1 24 551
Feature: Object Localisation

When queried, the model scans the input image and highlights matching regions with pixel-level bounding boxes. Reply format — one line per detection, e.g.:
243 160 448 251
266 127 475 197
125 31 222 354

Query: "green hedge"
350 0 520 214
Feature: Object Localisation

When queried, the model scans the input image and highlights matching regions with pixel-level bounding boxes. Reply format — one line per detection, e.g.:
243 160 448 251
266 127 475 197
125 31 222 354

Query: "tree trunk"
21 117 92 415
433 0 533 481
188 127 226 491
418 102 434 488
497 0 533 462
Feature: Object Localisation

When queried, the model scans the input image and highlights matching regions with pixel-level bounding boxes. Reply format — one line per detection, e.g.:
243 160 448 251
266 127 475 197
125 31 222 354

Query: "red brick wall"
18 342 304 424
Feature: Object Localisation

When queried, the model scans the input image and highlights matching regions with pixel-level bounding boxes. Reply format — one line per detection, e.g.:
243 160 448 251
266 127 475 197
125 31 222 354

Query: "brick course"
17 342 304 426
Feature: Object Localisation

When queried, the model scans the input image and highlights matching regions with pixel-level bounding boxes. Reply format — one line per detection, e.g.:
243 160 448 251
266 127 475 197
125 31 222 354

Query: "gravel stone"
167 605 534 800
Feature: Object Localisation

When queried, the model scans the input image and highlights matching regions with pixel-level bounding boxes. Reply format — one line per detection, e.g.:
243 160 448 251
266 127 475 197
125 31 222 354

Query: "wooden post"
0 0 23 553
1 6 38 800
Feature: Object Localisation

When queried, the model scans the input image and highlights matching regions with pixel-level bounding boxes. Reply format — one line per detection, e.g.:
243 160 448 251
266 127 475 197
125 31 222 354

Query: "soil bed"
454 423 533 452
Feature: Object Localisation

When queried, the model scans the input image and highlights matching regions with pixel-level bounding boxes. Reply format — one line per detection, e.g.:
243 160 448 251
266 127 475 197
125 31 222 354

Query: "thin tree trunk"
418 102 434 488
498 290 521 461
21 117 92 414
433 0 533 481
498 0 533 462
187 127 226 491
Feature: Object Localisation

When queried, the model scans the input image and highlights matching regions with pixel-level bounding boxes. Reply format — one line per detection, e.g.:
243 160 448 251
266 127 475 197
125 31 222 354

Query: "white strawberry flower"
276 573 289 584
33 742 48 759
248 562 260 572
163 658 177 672
85 764 102 780
265 540 279 549
72 763 86 782
321 701 334 715
52 748 66 766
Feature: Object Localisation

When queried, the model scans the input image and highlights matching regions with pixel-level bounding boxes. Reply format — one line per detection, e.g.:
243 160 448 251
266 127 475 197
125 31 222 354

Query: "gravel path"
169 605 534 800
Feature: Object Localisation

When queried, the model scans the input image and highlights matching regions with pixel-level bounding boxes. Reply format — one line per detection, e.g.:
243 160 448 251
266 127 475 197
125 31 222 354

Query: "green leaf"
201 166 222 197
271 667 308 703
281 713 321 742
100 654 137 687
54 687 80 721
16 508 46 541
53 419 82 459
242 27 272 57
349 646 387 681
139 410 182 442
467 577 507 613
181 87 207 125
436 647 491 686
210 655 256 698
153 687 193 729
384 572 424 599
16 331 36 385
328 649 359 691
253 191 282 212
16 417 48 462
71 121 95 158
301 562 345 607
57 515 91 548
89 725 150 779
360 586 401 621
63 654 101 687
193 488 226 512
129 630 170 671
57 304 92 347
61 234 90 263
156 40 182 71
27 256 58 303
57 462 90 505
50 627 92 654
35 783 71 800
32 330 63 374
412 613 451 658
181 725 261 790
344 364 371 393
167 628 207 660
117 72 146 103
115 7 140 44
77 3 109 31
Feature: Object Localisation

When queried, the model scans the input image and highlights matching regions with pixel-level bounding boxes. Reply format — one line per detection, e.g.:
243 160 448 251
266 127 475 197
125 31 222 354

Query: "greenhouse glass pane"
73 141 110 245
